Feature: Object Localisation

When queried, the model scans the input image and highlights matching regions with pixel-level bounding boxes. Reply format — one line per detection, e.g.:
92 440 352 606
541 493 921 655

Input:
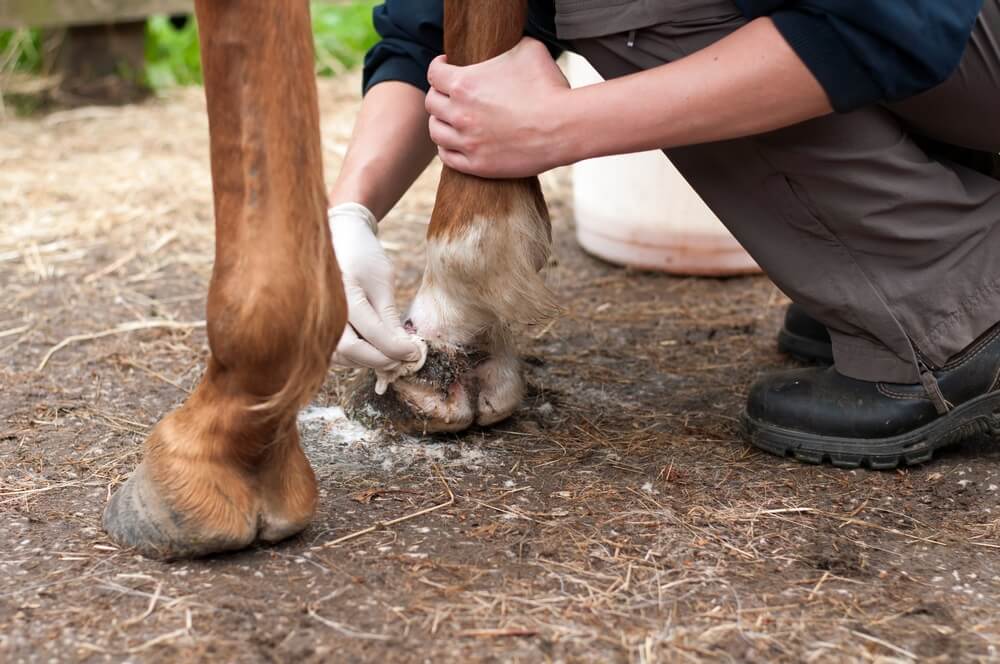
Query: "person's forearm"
329 81 436 221
562 18 832 161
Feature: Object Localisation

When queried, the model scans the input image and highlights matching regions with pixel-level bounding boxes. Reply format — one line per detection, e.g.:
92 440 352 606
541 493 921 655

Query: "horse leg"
103 0 346 559
345 1 555 434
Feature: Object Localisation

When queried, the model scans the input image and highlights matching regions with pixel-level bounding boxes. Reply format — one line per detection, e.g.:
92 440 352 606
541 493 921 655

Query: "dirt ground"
2 74 1000 664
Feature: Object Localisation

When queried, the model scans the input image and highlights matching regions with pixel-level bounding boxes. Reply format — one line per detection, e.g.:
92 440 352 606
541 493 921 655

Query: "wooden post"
46 21 150 105
0 1 193 28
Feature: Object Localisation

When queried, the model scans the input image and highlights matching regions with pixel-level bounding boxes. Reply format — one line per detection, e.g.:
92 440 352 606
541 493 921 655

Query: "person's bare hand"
426 37 574 178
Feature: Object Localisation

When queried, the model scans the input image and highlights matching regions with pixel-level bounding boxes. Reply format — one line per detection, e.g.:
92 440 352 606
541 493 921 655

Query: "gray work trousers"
572 0 1000 383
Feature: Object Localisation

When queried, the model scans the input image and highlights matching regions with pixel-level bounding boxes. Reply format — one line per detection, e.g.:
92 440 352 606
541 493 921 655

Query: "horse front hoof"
103 410 317 560
103 461 255 560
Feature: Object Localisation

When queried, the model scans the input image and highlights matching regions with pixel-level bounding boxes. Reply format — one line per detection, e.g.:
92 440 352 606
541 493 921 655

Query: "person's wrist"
545 87 588 168
328 170 385 223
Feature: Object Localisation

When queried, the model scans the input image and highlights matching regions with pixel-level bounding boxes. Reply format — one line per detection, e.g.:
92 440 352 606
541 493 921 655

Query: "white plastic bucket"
567 54 760 276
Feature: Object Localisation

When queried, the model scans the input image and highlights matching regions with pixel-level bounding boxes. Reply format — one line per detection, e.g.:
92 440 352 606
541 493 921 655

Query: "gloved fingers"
331 326 401 372
367 278 406 332
349 295 423 363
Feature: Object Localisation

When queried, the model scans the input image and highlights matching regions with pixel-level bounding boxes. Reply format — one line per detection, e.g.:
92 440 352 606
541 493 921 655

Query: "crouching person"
331 0 1000 467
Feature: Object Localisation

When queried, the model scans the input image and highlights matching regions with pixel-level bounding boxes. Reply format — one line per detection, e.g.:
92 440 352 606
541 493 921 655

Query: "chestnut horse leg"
348 0 556 433
103 1 346 560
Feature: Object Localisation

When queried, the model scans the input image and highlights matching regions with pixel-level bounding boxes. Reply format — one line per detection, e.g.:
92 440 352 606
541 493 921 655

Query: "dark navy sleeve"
363 0 443 94
734 1 984 112
362 0 565 96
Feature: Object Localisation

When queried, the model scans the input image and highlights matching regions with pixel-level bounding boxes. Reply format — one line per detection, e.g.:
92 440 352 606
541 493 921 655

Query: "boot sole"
776 328 834 365
743 389 1000 469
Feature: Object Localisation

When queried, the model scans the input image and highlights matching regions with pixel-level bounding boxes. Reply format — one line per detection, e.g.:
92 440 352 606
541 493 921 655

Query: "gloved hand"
329 203 425 392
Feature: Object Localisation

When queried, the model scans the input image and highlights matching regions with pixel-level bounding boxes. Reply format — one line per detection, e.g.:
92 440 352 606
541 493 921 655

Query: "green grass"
0 28 43 74
312 1 381 76
144 15 202 88
1 1 379 89
144 1 379 88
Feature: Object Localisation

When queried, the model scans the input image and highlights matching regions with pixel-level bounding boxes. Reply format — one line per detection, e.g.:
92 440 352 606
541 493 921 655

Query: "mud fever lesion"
344 344 520 435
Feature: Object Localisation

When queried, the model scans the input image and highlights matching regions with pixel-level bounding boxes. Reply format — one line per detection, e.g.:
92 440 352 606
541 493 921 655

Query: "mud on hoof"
344 345 523 434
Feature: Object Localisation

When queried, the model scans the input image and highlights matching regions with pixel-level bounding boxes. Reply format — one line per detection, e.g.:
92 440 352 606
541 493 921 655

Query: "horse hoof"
103 461 255 560
103 411 317 560
344 345 523 434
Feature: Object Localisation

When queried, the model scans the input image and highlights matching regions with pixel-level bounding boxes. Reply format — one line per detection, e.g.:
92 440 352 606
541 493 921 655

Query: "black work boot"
744 324 1000 469
777 303 833 364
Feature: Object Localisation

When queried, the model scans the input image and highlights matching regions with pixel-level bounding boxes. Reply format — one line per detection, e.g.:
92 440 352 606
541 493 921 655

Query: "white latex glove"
329 203 426 393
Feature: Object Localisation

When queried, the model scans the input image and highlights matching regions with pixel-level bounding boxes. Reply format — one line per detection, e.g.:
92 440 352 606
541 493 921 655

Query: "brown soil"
2 75 1000 663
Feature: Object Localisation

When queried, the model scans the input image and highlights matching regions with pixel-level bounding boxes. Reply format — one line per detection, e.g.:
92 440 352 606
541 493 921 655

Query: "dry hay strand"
37 319 206 371
313 463 455 549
